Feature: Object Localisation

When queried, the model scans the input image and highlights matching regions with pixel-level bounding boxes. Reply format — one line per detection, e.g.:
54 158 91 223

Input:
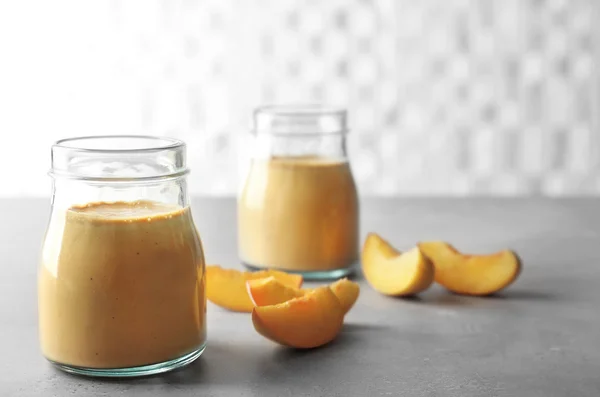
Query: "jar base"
242 261 356 281
48 343 205 378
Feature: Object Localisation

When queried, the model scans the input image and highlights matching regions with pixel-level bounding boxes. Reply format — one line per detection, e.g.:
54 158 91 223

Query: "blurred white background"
0 0 598 197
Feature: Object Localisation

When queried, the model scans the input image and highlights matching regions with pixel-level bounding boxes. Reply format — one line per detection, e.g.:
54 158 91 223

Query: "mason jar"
38 136 206 377
238 105 359 280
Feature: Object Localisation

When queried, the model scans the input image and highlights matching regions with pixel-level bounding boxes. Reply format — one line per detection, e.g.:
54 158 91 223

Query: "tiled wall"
1 0 598 196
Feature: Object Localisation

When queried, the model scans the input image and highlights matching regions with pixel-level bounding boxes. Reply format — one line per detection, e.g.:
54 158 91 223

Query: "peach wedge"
246 276 304 307
361 233 434 296
329 278 360 314
206 265 303 312
418 241 522 296
247 277 360 315
252 287 344 349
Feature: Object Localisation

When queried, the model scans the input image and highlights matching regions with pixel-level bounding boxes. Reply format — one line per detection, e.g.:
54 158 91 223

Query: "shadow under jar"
38 136 206 377
238 105 360 280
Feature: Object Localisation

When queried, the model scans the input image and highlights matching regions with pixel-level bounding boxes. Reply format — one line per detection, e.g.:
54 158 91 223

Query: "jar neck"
251 105 349 160
51 176 191 210
253 132 349 160
49 136 190 209
51 136 187 181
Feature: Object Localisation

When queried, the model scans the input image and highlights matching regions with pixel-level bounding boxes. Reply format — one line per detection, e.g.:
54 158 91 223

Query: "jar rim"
53 135 185 153
50 135 189 182
253 104 348 135
255 104 346 117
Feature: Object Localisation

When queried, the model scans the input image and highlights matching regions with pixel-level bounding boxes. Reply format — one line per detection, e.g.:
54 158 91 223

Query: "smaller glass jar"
38 136 206 377
238 105 360 280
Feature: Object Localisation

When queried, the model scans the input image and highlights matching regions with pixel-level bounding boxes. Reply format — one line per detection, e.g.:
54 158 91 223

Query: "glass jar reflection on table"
38 136 206 377
238 105 360 280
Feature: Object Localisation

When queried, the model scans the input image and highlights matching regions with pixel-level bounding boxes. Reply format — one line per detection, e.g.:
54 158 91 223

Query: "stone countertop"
2 198 599 397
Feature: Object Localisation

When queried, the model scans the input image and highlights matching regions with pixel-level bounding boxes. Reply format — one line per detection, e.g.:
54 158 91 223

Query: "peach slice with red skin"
251 287 344 349
361 233 435 296
418 241 522 296
206 265 303 312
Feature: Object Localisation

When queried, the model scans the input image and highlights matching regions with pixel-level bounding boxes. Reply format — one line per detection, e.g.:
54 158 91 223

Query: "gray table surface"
1 197 599 397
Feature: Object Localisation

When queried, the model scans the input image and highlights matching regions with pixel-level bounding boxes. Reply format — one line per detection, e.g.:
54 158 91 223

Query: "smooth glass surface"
51 135 187 181
254 105 347 135
243 262 356 281
39 136 206 377
239 106 359 280
50 345 205 378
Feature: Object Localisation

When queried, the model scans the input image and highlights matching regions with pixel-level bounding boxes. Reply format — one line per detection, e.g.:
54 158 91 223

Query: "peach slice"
329 278 360 314
361 233 434 296
206 265 303 312
418 241 522 296
252 287 344 349
247 276 305 307
247 277 360 315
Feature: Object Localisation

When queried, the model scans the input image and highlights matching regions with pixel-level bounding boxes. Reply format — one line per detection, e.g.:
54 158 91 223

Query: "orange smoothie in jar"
39 200 206 369
238 156 359 272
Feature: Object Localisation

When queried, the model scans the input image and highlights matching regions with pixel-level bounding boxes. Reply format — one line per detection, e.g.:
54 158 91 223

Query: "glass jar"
238 105 359 280
38 136 206 377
